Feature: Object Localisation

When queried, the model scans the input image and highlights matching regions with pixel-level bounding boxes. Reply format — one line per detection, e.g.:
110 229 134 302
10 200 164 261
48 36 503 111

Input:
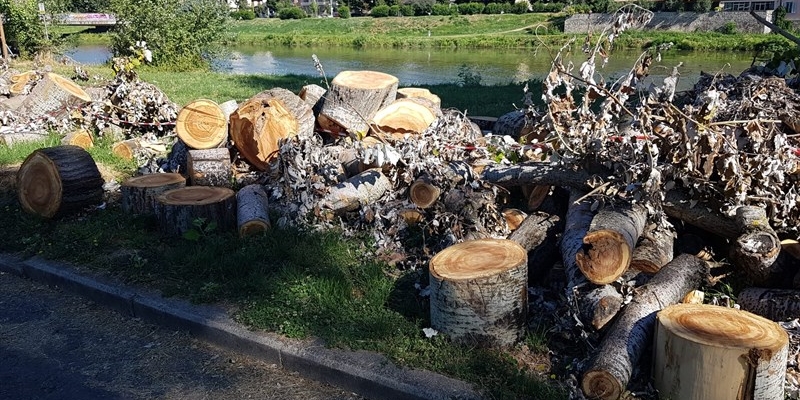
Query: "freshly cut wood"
481 162 595 189
396 87 441 108
682 289 705 304
729 206 782 286
187 148 232 187
61 129 94 149
17 73 91 119
577 203 647 285
154 186 237 236
16 145 104 218
522 184 551 211
320 169 392 214
738 287 800 321
112 139 141 161
370 98 439 138
1 131 48 147
399 208 424 226
318 70 399 136
9 70 36 96
230 88 314 171
175 99 228 150
429 238 528 348
581 254 709 400
630 223 674 274
663 189 739 239
502 208 527 231
298 84 326 113
120 173 187 214
409 174 441 209
218 100 239 120
236 184 271 237
653 303 788 400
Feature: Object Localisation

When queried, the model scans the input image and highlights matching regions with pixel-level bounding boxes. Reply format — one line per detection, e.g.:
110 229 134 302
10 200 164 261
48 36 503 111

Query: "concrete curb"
0 253 482 400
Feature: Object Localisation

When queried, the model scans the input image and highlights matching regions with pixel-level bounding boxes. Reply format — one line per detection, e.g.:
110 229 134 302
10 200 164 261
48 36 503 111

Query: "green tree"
310 0 319 15
693 0 711 12
0 0 47 56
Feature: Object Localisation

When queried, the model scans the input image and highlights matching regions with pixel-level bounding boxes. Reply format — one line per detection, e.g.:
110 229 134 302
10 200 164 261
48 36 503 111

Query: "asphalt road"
0 271 363 400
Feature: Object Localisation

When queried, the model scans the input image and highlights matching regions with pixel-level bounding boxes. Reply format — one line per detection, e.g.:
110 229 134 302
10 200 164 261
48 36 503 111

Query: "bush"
431 3 456 15
564 4 592 14
693 0 711 12
408 0 434 15
278 6 307 18
389 4 400 15
719 21 737 34
458 2 484 14
399 4 414 15
0 0 47 56
370 4 390 16
230 9 256 19
529 2 564 12
509 1 528 14
662 0 684 11
337 4 351 17
483 2 506 14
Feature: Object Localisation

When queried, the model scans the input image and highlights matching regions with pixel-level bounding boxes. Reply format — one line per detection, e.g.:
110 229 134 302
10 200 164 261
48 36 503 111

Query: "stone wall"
564 11 773 34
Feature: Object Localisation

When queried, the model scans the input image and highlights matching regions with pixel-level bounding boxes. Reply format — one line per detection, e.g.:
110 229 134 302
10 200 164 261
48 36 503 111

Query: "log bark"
370 98 439 139
318 70 399 136
502 208 527 232
154 186 237 236
577 203 648 285
112 139 141 161
729 206 782 286
320 168 392 214
218 100 239 120
467 116 498 132
409 174 441 209
236 183 271 237
508 211 563 284
120 173 187 215
663 189 739 239
396 87 441 108
630 223 674 274
654 303 789 400
480 162 595 189
187 148 232 188
176 99 228 150
429 238 528 348
1 131 48 147
738 287 800 321
17 73 91 120
61 129 94 149
229 88 314 171
522 184 551 211
492 109 536 140
581 254 709 400
16 145 104 218
298 84 326 114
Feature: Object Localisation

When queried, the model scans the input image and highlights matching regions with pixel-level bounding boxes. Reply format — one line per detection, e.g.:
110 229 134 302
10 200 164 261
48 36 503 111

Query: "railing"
51 13 117 26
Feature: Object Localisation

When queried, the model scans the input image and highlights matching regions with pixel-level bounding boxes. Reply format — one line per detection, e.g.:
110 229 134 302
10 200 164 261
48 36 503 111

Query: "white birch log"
236 184 271 237
320 168 392 214
187 148 232 187
737 287 800 321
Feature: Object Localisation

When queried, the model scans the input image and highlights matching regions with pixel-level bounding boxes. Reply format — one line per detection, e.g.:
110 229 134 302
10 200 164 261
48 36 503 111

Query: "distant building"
718 0 800 19
226 0 266 10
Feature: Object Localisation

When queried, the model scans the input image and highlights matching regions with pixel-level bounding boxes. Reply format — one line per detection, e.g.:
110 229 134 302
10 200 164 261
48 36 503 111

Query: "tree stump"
61 129 94 149
17 73 91 120
229 88 314 171
396 87 441 108
654 303 789 400
17 145 104 218
318 70 399 136
176 99 228 150
236 184 271 237
154 186 236 237
120 173 186 215
187 148 232 187
429 238 528 348
370 98 439 139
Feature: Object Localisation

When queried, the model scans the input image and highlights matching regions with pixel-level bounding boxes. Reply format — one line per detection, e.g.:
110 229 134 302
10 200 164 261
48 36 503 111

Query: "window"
723 1 750 10
786 1 795 13
751 1 775 10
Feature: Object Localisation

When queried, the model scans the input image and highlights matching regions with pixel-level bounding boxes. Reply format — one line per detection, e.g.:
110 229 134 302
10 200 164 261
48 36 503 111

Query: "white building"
718 0 799 19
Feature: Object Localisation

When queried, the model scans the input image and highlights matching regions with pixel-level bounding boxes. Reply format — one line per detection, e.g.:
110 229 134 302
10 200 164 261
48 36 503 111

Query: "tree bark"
396 87 441 108
654 303 788 400
729 206 782 286
1 131 48 147
16 145 104 218
737 287 800 321
429 238 528 348
187 148 232 188
581 254 709 400
236 183 271 237
508 211 563 284
176 99 228 150
663 189 739 239
154 186 237 237
320 168 392 215
317 70 398 136
298 84 326 115
630 223 674 274
480 162 595 190
120 173 186 215
61 129 94 149
17 73 91 120
492 109 536 140
371 98 439 139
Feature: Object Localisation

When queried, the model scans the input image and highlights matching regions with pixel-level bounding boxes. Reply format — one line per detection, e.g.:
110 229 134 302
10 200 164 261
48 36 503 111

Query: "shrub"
529 2 564 12
662 0 684 11
230 9 256 19
337 4 351 17
483 2 505 14
408 0 434 15
509 1 528 14
278 6 307 18
371 4 390 16
564 4 592 14
0 0 47 56
719 21 737 34
399 4 415 15
693 0 712 12
458 2 484 14
431 3 456 15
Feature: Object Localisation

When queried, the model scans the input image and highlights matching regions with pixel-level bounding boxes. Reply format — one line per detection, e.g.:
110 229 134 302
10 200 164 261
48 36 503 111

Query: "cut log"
729 206 782 286
236 184 271 237
522 184 551 211
467 116 498 132
492 109 540 141
502 208 527 232
481 162 595 189
738 287 800 321
663 189 739 239
154 186 237 237
176 99 228 150
9 70 36 96
112 139 141 161
577 203 648 285
187 148 232 187
396 87 441 108
17 73 91 120
320 168 392 215
399 208 424 226
61 129 94 149
298 84 326 113
16 145 104 218
229 88 314 171
409 174 441 209
630 223 674 274
120 173 187 215
581 254 709 400
653 303 789 400
429 238 528 348
1 131 48 147
318 70 399 136
218 100 239 120
508 211 564 284
370 98 439 139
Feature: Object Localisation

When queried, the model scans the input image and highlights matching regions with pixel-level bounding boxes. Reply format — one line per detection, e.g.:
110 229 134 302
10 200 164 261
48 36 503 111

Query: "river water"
67 44 755 91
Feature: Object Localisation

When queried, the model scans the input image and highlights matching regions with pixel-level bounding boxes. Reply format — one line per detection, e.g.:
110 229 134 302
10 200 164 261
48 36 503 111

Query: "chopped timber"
1 131 48 147
630 223 674 274
120 173 187 214
176 99 228 150
370 98 439 139
399 208 424 226
738 287 800 321
581 254 709 400
429 238 528 348
653 303 789 400
480 162 595 189
396 87 441 108
112 139 141 161
663 189 739 239
218 100 239 120
229 88 314 171
409 174 441 209
522 184 551 211
502 208 527 232
317 70 399 136
236 184 271 237
17 72 91 120
729 206 782 286
187 148 232 187
493 109 539 141
16 145 104 218
61 129 94 149
154 186 237 236
508 211 563 284
298 84 326 113
320 168 392 215
577 203 648 285
467 116 498 132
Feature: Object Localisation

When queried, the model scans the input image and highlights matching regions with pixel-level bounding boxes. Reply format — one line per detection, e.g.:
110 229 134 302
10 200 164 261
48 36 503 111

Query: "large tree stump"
730 206 782 286
229 88 314 171
154 186 237 237
653 303 789 400
318 70 399 136
738 287 800 321
17 73 91 120
187 148 232 187
120 173 186 215
370 98 439 139
176 99 228 150
236 184 271 237
429 238 528 348
577 203 648 285
17 145 104 218
320 168 392 215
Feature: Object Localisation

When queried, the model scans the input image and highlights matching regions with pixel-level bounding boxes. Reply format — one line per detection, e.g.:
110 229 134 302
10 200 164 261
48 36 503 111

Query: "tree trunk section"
120 173 187 215
429 238 528 348
16 145 104 218
236 183 271 237
729 206 782 286
230 88 314 171
1 131 48 147
17 73 91 120
154 186 236 236
738 287 800 321
630 223 674 274
396 87 441 108
581 254 709 400
577 203 647 285
112 139 141 161
508 211 563 284
320 168 392 215
481 162 595 189
176 99 228 150
663 189 739 239
654 303 789 400
522 184 551 211
371 98 439 140
502 208 527 232
298 84 326 114
318 70 399 136
61 129 94 149
409 174 441 209
187 148 232 188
